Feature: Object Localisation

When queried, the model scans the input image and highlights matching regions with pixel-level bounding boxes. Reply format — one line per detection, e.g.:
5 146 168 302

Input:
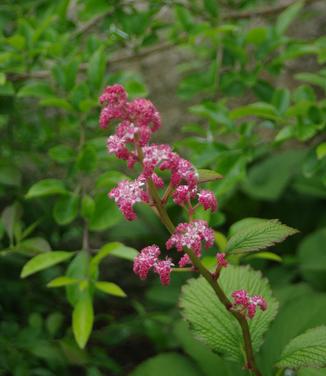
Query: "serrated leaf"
180 265 278 362
26 179 67 199
21 251 75 278
225 219 298 254
72 292 94 349
95 281 126 297
198 169 223 183
229 218 268 236
276 326 326 369
47 276 80 288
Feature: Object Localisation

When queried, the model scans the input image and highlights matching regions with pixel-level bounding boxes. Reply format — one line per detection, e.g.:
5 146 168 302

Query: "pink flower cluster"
99 85 221 285
231 290 267 319
133 245 173 285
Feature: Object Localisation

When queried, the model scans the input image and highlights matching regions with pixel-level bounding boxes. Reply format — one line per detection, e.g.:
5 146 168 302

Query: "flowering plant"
100 84 299 375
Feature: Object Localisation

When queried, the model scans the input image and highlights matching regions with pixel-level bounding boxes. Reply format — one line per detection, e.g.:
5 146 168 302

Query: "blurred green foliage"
0 0 326 375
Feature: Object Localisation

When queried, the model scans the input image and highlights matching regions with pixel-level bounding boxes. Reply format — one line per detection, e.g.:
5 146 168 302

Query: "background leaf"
276 326 326 369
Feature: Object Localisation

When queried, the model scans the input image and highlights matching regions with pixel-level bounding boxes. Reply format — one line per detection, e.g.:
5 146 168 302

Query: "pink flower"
133 245 173 285
170 157 198 188
133 245 160 280
198 190 218 212
173 185 197 206
99 106 124 128
109 177 149 220
216 253 228 268
99 84 128 106
231 290 267 319
107 134 130 160
154 259 173 285
142 144 173 177
166 220 214 256
232 290 249 306
127 98 161 131
179 253 191 267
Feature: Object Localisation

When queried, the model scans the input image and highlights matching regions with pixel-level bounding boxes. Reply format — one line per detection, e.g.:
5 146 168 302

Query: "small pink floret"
231 290 267 319
109 177 149 221
173 185 197 206
133 245 160 280
154 258 173 285
198 190 218 212
166 220 214 256
216 253 228 268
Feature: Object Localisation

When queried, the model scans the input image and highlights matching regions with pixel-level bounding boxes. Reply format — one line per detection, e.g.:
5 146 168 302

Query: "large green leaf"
21 251 75 278
66 251 89 306
180 265 278 362
225 219 298 254
72 292 94 349
276 326 326 369
230 102 279 121
130 353 202 376
25 179 67 199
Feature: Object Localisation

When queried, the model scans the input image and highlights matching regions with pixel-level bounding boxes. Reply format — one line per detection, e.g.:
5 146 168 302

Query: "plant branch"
142 168 262 375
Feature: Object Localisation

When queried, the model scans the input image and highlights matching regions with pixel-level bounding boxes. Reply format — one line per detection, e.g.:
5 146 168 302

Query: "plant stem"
146 178 262 375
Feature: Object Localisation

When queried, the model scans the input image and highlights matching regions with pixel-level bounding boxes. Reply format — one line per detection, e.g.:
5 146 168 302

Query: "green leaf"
0 164 21 186
17 237 51 255
81 195 95 221
203 0 219 18
48 145 74 164
229 218 268 236
275 0 304 35
47 276 80 288
197 169 223 183
76 145 97 172
180 265 278 362
242 150 306 201
53 193 79 225
89 193 122 232
88 47 105 92
245 252 282 263
66 251 89 306
1 202 22 243
225 219 298 254
316 142 326 160
130 353 202 376
95 281 126 297
92 242 138 265
230 102 279 121
25 179 67 199
72 292 94 349
17 82 54 98
276 326 326 369
21 251 75 278
40 97 73 111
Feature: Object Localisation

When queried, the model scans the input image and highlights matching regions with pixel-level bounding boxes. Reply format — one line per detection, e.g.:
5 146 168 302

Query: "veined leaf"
180 265 278 362
21 251 75 278
95 281 126 297
225 219 298 254
276 326 326 369
72 292 94 349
